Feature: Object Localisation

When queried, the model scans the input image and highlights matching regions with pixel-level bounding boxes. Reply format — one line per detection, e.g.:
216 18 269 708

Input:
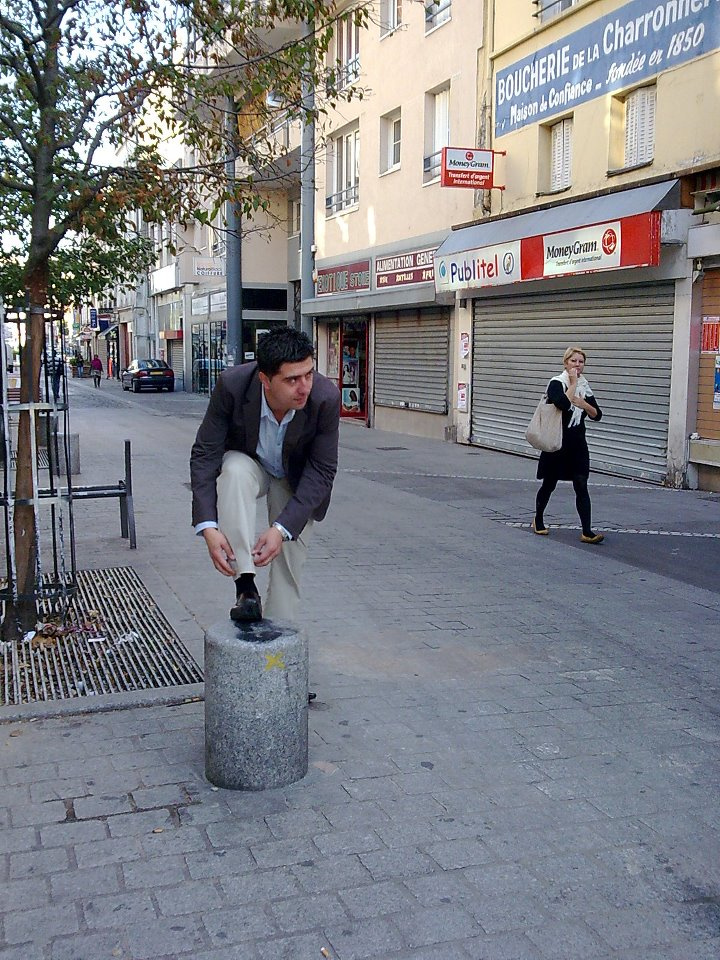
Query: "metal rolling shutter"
167 341 185 387
471 283 675 482
374 309 450 414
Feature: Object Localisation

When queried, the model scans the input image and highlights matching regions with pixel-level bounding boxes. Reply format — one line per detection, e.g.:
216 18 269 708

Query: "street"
1 374 719 960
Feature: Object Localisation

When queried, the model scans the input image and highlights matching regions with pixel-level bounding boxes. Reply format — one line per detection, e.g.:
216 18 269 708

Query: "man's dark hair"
256 326 314 376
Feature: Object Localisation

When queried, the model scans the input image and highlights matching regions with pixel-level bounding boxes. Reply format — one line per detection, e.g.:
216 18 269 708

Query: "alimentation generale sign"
495 0 720 137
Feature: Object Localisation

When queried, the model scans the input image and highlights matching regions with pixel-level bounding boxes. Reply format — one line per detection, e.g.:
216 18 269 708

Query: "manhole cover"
1 567 202 706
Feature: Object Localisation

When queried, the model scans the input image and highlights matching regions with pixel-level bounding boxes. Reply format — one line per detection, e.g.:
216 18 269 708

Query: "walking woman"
90 354 103 388
532 346 604 544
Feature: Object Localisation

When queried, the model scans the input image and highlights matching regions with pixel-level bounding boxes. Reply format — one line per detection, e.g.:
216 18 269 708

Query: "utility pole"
300 21 316 341
225 99 243 366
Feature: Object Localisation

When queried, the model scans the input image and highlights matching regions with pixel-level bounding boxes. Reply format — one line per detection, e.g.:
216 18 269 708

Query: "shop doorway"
192 320 226 394
327 318 368 420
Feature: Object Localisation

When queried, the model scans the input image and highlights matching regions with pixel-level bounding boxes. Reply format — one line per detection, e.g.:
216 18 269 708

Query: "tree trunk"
3 266 47 639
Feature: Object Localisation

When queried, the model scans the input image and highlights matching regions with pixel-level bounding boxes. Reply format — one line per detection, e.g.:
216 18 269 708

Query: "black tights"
535 475 592 536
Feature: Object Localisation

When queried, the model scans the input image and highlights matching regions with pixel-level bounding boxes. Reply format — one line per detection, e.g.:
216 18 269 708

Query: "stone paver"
1 378 718 959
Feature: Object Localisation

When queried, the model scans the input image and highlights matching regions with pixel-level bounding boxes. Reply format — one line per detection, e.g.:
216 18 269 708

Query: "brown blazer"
190 362 340 539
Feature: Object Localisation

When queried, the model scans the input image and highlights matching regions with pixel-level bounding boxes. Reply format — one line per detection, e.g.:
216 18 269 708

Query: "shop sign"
435 241 522 292
193 257 225 278
441 148 494 189
192 296 209 316
715 355 720 411
316 260 371 296
89 307 98 329
495 0 720 137
435 212 660 292
375 248 435 287
210 291 227 312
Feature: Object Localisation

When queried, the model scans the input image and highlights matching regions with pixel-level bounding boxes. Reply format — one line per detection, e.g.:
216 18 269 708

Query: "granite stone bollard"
204 618 308 790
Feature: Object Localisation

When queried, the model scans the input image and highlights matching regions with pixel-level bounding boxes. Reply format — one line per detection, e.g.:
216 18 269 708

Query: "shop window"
381 0 402 35
380 110 401 174
425 0 451 32
424 85 449 183
326 125 360 215
550 117 573 191
536 0 579 23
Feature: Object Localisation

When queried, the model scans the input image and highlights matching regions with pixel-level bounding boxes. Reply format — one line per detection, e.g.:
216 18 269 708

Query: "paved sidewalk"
1 376 719 959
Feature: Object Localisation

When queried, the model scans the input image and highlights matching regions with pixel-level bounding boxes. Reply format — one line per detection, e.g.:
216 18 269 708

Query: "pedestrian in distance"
50 351 63 403
90 354 103 388
76 352 85 378
532 345 605 544
190 326 340 628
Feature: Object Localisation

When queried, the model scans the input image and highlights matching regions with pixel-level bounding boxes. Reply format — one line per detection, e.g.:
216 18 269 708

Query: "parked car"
121 359 175 393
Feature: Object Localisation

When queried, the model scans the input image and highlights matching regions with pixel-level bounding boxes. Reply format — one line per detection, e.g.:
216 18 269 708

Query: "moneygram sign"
495 0 720 136
434 212 660 292
441 148 495 189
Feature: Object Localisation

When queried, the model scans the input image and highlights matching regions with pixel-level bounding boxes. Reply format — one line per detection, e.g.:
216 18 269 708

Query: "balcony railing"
423 150 443 181
325 183 359 215
425 0 451 29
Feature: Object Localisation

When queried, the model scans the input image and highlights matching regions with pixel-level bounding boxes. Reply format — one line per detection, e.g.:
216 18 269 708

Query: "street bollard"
204 619 308 790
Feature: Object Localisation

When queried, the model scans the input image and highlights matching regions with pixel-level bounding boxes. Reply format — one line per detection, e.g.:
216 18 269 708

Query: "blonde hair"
563 345 587 365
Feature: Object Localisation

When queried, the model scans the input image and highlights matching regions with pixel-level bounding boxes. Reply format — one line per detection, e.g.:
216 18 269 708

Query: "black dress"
537 378 602 482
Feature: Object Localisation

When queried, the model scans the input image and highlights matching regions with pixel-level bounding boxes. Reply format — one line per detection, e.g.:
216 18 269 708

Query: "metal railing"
325 183 359 215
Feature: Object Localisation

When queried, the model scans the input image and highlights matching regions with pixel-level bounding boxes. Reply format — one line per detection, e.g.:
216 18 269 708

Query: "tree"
0 0 368 636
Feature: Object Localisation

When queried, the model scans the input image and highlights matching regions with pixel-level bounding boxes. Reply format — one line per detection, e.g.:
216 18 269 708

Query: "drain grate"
1 567 203 706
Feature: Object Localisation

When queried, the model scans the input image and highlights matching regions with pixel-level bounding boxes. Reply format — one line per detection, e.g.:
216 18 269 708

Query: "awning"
97 323 120 338
434 181 680 293
437 181 680 257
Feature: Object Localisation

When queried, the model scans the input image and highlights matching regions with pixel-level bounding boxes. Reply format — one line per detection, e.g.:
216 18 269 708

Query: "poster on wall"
327 327 340 379
457 383 468 412
342 387 360 412
714 355 720 412
342 356 359 386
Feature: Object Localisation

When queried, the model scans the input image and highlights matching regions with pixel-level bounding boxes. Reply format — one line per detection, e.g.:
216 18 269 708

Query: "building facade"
303 0 489 439
435 0 720 488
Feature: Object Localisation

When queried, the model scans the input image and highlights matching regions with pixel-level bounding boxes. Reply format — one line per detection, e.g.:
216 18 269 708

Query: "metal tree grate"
1 566 203 706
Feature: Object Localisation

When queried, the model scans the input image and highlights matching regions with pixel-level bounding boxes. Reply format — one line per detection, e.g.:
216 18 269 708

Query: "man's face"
260 356 314 415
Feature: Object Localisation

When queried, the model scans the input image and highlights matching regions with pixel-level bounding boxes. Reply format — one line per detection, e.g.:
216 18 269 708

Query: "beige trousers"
216 451 313 622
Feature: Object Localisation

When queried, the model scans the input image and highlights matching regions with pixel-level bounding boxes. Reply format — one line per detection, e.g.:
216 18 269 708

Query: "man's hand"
202 527 236 577
251 526 284 568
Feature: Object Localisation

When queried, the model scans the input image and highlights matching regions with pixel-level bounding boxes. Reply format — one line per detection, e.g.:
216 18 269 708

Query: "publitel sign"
441 148 494 189
316 260 371 296
375 248 435 287
89 307 98 329
495 0 720 137
434 211 660 292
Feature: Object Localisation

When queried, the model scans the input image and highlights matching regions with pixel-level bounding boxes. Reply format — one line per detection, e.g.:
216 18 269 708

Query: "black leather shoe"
230 590 262 622
308 692 317 703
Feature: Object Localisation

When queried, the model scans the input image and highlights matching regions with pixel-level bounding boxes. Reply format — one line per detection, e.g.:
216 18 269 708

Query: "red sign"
520 212 661 280
441 147 495 189
316 260 371 296
375 248 435 287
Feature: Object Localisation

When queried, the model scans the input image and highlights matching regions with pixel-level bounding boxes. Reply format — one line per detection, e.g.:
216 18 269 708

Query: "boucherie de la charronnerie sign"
495 0 720 137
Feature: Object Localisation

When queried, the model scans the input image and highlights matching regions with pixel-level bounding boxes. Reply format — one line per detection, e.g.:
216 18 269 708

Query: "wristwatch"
272 522 292 542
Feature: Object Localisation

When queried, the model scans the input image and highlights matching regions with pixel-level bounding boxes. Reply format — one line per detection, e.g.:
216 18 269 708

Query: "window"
381 0 402 35
327 126 360 214
624 86 656 167
209 214 226 258
425 0 451 31
380 110 401 173
537 0 579 23
336 13 360 89
424 87 449 182
288 198 301 238
550 117 573 191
